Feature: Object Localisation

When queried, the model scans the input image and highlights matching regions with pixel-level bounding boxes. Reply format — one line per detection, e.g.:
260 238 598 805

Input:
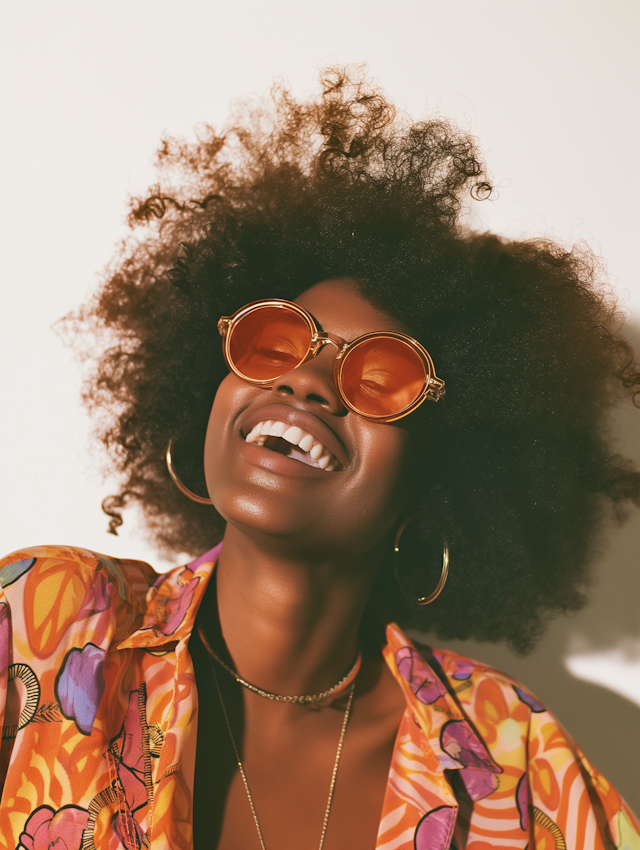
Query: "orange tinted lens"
228 305 312 381
340 337 426 417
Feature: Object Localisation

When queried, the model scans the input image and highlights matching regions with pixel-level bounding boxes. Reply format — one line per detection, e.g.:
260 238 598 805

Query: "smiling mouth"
244 420 341 471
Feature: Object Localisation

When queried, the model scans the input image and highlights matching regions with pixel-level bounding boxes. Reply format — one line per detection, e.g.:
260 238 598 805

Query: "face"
204 279 427 561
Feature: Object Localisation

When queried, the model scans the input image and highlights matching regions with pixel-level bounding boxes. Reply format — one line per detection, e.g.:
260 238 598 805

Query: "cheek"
205 376 234 460
203 375 247 507
350 425 419 522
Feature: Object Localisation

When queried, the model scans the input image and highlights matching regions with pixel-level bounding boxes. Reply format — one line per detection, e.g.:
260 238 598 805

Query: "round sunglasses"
217 299 445 422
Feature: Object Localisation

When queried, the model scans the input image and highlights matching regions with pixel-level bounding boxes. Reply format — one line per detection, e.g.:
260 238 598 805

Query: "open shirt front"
0 544 638 849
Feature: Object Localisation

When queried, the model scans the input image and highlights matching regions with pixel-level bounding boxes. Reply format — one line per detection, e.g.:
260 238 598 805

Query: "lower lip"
238 435 332 478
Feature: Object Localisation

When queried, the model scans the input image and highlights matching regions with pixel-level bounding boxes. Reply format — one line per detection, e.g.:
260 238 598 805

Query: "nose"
273 345 346 415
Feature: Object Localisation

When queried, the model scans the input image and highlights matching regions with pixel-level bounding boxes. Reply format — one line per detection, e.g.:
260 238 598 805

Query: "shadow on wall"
417 324 640 814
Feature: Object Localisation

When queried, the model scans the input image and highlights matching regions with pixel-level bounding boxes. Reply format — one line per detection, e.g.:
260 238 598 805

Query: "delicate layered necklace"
198 625 360 850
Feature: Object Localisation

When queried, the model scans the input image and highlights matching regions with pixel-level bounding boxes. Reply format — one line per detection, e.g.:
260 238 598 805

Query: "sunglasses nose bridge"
266 332 345 414
312 333 347 357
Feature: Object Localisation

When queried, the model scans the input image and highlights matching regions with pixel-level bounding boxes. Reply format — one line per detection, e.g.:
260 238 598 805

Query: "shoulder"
0 544 158 596
0 545 159 646
424 645 583 782
395 631 548 722
431 643 640 837
428 643 548 715
389 628 551 746
392 632 640 839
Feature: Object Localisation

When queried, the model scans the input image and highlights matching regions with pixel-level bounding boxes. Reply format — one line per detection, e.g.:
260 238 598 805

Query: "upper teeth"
245 420 340 471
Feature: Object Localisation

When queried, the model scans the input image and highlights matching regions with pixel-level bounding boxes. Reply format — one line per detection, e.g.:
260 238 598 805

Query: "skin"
195 279 428 850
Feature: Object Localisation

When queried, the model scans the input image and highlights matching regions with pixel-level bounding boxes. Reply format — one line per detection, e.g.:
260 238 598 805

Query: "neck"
201 524 388 698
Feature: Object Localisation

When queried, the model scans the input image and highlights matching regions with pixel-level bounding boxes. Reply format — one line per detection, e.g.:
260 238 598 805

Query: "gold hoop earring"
393 516 449 605
166 437 213 505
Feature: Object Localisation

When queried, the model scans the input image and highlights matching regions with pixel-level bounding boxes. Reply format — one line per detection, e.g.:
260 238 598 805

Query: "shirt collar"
115 544 498 788
115 543 221 651
383 622 468 771
384 622 504 797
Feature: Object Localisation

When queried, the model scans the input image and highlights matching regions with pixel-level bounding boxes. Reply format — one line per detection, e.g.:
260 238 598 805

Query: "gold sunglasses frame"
217 299 445 423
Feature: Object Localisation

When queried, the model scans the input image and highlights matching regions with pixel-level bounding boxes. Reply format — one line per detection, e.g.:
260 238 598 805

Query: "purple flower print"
441 720 502 801
0 556 36 589
441 720 496 771
112 809 146 849
452 659 474 681
396 647 447 704
113 688 149 814
100 682 153 842
55 643 106 735
17 804 89 850
458 766 499 800
142 569 200 636
513 685 546 713
187 541 223 571
430 650 444 665
414 806 457 850
516 772 530 831
77 571 112 620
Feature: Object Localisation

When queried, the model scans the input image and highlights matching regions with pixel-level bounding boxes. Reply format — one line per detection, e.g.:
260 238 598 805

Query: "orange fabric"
0 545 637 850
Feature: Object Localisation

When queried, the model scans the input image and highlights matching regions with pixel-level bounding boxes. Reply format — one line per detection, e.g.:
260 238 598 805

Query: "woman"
0 68 638 850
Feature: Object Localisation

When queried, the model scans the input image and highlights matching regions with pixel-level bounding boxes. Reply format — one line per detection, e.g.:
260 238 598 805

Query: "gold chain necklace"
198 625 361 706
199 627 356 850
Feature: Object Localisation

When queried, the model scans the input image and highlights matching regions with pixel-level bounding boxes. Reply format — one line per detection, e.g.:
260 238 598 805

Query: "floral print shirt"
0 544 638 850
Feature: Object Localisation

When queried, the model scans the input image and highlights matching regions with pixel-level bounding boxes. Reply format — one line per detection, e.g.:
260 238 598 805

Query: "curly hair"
71 66 640 653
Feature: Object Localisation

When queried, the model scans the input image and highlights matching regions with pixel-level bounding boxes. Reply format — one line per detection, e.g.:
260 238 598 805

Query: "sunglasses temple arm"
426 376 446 401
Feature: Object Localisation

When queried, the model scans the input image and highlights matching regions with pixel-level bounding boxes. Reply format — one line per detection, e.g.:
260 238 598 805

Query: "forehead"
294 279 410 340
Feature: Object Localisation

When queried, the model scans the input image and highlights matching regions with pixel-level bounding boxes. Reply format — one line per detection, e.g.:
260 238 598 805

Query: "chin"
210 481 316 540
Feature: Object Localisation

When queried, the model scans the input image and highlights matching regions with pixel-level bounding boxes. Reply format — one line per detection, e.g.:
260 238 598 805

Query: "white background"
1 0 639 806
